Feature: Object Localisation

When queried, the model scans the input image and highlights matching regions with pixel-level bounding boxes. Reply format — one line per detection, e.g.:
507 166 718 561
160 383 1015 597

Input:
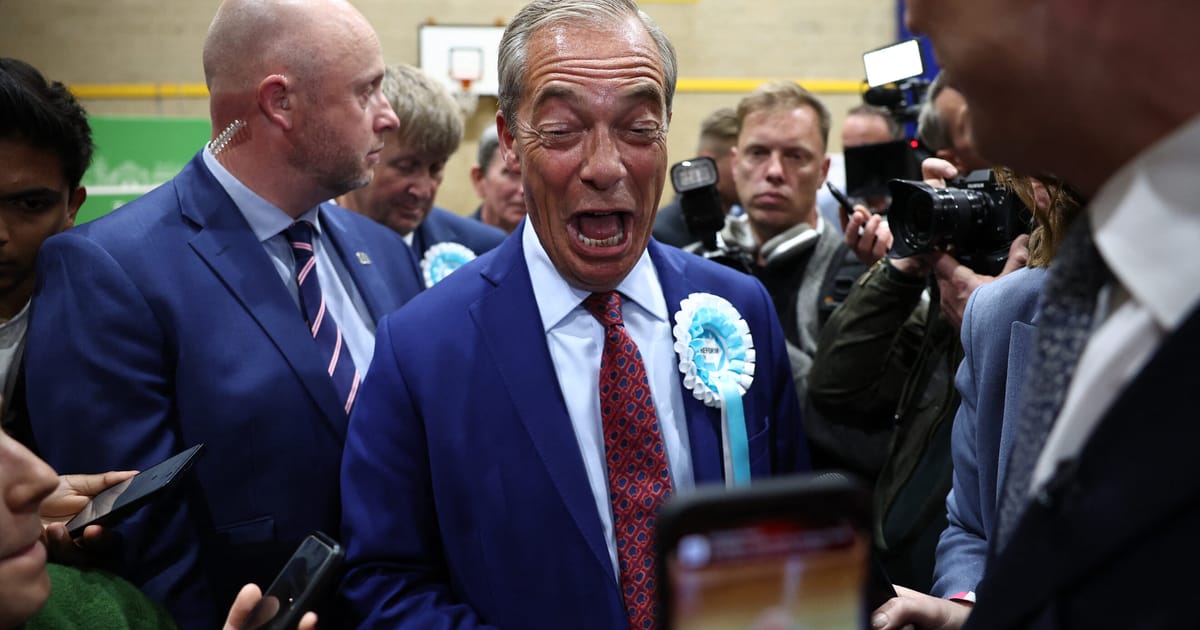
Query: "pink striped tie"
284 221 360 414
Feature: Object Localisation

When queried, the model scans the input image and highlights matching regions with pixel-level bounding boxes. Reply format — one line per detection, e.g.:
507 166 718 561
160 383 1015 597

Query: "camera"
861 39 930 127
887 170 1032 276
671 157 754 274
671 157 725 248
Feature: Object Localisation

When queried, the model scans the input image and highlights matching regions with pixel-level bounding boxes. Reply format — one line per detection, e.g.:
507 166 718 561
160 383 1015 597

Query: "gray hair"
496 0 677 129
384 63 464 159
917 72 952 152
477 125 501 171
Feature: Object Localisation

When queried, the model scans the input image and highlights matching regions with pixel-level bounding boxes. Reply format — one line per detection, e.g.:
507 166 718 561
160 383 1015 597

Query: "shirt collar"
202 147 322 241
1089 113 1200 329
521 220 668 333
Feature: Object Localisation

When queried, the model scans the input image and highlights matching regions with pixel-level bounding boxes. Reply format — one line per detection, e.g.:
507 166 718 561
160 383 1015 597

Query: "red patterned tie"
284 221 361 414
583 291 672 630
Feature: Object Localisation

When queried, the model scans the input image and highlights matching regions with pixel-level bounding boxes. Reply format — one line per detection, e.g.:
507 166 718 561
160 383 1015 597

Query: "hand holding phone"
64 444 205 539
239 532 344 630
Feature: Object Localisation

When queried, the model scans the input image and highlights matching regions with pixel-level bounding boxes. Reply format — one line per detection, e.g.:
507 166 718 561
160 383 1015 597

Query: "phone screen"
65 443 204 537
658 474 887 630
666 518 869 630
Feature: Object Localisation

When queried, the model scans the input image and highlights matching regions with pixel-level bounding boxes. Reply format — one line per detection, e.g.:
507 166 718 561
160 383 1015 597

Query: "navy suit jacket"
651 196 696 248
963 300 1200 628
25 153 423 629
340 234 810 628
932 267 1044 597
411 206 506 261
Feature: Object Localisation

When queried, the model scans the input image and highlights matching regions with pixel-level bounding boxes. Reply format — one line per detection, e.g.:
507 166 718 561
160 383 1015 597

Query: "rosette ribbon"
420 242 476 288
673 293 756 487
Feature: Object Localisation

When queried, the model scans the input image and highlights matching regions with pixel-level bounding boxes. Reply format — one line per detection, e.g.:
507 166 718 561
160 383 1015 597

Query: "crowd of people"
1 0 1195 628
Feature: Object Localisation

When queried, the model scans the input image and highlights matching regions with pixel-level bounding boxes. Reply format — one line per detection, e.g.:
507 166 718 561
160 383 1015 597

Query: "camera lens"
886 170 1030 274
909 195 933 234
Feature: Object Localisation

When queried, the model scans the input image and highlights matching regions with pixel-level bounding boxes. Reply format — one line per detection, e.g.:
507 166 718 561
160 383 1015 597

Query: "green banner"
80 116 211 224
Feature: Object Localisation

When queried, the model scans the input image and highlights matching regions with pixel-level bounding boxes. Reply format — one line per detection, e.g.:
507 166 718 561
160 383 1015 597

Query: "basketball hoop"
448 46 484 116
452 77 479 116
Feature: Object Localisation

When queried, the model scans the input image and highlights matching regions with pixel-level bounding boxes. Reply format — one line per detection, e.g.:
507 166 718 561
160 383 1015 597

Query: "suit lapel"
998 320 1036 497
179 155 349 440
469 235 616 587
649 242 725 485
319 206 407 324
975 304 1200 627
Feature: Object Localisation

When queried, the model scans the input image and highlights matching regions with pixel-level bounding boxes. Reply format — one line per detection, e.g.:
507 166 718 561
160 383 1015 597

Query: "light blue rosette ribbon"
420 242 476 288
673 293 756 487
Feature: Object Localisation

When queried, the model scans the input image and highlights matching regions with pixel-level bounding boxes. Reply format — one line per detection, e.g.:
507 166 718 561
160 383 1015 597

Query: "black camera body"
863 77 930 127
670 157 754 274
887 169 1032 276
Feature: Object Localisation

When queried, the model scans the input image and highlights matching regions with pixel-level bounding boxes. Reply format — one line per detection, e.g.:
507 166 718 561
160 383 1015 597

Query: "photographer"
687 81 865 407
807 78 1028 591
654 107 741 247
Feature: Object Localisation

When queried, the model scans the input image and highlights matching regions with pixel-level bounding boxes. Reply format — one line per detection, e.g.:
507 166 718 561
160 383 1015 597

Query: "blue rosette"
420 242 477 288
673 293 756 487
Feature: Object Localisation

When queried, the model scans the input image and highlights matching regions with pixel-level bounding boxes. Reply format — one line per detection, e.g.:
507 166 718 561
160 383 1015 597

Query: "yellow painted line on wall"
677 78 865 95
69 83 211 99
68 78 865 100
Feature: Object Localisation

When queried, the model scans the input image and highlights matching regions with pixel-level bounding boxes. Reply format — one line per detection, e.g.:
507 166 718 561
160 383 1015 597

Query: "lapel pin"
356 251 372 265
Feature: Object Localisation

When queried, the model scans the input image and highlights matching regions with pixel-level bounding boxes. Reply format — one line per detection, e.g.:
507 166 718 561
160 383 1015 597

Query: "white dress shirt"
1031 114 1200 491
521 220 694 578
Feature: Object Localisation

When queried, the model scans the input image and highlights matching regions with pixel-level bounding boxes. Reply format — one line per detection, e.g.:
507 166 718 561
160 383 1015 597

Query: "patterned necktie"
996 215 1110 548
583 291 673 630
284 221 361 415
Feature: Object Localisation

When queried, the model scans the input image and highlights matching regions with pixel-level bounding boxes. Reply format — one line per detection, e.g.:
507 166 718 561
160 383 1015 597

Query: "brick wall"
1 0 896 216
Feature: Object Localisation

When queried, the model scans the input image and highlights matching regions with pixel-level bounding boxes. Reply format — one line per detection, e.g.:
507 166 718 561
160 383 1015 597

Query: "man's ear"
497 113 521 175
64 186 86 229
258 74 293 130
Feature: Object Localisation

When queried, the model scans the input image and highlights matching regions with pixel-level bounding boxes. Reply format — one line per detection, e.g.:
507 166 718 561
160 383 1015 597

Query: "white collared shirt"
1030 114 1200 491
521 220 694 578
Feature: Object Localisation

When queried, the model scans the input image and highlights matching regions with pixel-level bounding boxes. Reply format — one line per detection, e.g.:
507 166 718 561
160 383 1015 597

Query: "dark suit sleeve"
931 288 989 598
340 317 500 629
26 233 217 627
750 276 812 475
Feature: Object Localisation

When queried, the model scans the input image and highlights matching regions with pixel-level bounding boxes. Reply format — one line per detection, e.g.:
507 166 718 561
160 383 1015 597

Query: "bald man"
24 1 422 626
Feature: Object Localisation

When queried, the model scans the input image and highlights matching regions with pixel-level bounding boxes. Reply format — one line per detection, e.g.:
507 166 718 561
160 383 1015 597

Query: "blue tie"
284 221 360 415
996 214 1110 548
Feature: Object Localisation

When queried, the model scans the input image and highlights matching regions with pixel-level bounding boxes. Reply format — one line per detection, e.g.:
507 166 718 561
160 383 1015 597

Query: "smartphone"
862 39 924 88
65 443 205 538
658 472 894 630
240 532 345 630
826 181 856 214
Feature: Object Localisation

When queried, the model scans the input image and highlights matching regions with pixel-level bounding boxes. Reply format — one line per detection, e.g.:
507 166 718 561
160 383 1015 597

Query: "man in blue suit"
339 1 810 627
23 1 422 627
339 63 504 273
896 0 1200 628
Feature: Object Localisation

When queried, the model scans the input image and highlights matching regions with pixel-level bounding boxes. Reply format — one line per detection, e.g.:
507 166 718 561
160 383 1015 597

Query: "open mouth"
571 211 630 249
